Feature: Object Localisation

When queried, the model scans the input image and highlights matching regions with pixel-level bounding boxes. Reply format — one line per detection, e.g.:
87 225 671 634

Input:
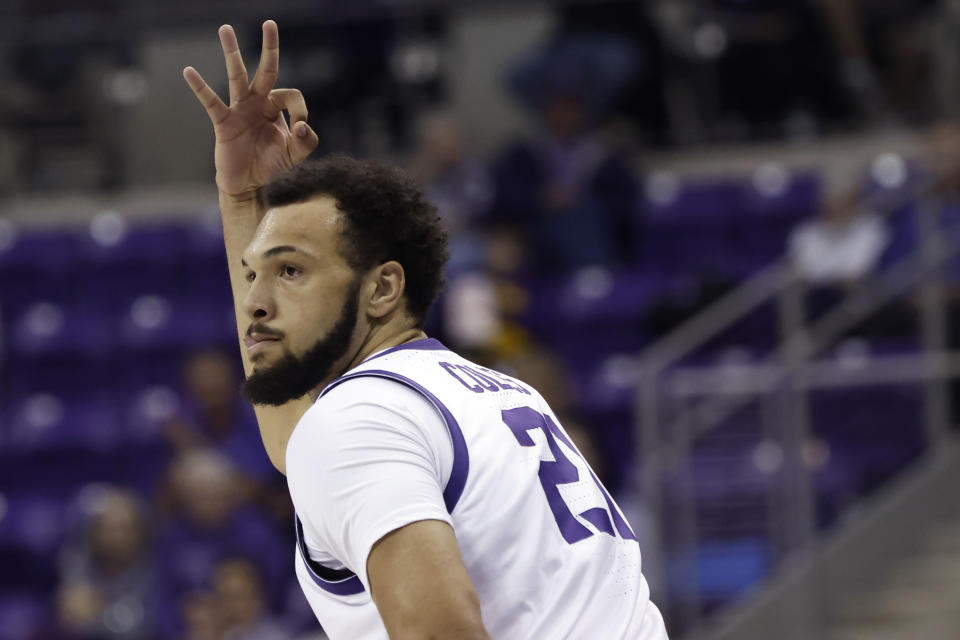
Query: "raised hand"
183 20 318 198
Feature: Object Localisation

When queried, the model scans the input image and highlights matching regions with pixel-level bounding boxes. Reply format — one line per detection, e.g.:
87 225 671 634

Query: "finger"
251 19 279 95
290 121 319 164
218 24 250 103
183 66 229 124
268 88 308 127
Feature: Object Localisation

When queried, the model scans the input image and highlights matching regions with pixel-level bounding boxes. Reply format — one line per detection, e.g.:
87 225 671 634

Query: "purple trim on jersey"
363 337 448 363
294 514 365 596
320 368 470 513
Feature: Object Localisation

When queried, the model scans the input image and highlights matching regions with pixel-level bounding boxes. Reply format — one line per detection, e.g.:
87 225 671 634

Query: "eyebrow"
240 245 308 268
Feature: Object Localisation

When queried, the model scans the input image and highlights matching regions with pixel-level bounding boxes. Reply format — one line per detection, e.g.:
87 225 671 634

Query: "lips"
244 333 280 349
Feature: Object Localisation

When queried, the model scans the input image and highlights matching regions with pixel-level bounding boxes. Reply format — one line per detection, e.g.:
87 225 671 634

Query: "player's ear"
366 261 405 319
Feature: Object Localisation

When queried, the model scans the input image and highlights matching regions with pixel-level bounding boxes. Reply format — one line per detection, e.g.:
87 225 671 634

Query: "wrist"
218 188 265 224
218 187 260 205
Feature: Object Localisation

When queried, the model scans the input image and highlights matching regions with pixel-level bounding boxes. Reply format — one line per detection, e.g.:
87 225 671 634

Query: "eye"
281 264 301 279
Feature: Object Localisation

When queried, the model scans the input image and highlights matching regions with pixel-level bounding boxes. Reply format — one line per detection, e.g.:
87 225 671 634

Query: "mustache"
246 323 285 339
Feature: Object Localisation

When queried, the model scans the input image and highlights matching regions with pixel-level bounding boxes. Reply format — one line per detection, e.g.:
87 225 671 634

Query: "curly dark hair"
263 155 449 327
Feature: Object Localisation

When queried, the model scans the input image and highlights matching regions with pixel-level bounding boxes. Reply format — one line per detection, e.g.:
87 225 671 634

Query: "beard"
242 280 361 406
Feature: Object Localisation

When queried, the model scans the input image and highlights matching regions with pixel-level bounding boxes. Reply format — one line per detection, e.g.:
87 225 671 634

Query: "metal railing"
634 170 960 636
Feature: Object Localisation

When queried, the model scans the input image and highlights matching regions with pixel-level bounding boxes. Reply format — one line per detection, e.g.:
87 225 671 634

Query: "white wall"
444 4 555 158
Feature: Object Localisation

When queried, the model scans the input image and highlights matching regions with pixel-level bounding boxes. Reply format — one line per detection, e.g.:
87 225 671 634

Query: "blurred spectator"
434 222 541 362
409 110 492 274
493 33 640 272
214 557 289 640
715 0 849 134
925 120 960 198
497 345 578 419
55 487 157 640
156 449 287 638
181 591 224 640
788 189 889 287
441 271 504 355
922 120 960 428
164 350 276 491
788 182 917 339
161 350 295 566
554 2 667 142
816 0 939 124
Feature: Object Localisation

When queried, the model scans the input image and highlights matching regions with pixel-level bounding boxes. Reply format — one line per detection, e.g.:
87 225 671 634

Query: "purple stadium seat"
880 204 918 269
6 392 120 454
81 263 185 312
813 449 859 530
0 493 70 555
575 352 651 418
555 268 662 325
881 202 960 281
178 215 233 304
0 227 80 273
123 384 183 446
3 353 112 402
639 177 745 277
108 349 189 394
809 384 925 496
117 294 234 351
182 212 225 260
741 170 820 222
637 224 738 279
0 276 71 320
731 170 821 275
78 218 191 266
9 302 114 358
520 268 662 364
642 177 745 224
0 228 82 322
0 593 46 640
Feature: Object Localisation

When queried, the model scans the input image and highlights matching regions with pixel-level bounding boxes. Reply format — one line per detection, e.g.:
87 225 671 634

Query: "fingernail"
297 125 307 138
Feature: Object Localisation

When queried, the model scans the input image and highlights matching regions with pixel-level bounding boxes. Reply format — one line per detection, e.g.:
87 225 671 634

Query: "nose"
242 278 275 321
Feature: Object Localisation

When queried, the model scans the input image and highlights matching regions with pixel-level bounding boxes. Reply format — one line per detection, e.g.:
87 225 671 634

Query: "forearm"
219 190 312 473
219 190 264 378
186 20 319 475
370 522 491 640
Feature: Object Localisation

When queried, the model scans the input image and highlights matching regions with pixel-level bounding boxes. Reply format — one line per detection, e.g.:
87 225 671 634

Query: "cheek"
287 304 329 342
283 277 355 340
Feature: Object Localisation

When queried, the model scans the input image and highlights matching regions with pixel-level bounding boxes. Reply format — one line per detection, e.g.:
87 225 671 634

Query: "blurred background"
2 0 960 639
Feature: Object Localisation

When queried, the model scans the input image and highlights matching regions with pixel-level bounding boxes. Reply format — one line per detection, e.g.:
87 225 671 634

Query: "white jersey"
285 338 668 639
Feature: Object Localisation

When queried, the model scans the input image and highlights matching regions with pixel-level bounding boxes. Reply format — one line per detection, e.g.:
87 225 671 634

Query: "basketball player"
183 20 668 640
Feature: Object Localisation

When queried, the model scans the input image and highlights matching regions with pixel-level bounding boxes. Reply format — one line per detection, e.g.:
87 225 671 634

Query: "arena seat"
0 592 47 640
6 392 121 455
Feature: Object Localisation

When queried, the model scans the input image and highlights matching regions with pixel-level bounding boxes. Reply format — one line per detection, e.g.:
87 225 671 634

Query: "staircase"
826 515 960 640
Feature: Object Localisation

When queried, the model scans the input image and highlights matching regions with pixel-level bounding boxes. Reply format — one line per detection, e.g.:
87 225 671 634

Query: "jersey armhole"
319 369 470 513
295 514 365 596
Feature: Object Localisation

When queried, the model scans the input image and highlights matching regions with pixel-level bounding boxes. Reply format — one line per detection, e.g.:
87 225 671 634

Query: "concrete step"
886 552 960 588
923 520 960 554
827 616 960 640
829 514 960 632
833 582 960 624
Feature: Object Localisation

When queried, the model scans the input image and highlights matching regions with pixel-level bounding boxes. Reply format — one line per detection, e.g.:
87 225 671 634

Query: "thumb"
290 120 319 164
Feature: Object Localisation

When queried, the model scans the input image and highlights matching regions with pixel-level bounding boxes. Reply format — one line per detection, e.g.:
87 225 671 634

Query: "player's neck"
301 322 427 404
347 324 428 374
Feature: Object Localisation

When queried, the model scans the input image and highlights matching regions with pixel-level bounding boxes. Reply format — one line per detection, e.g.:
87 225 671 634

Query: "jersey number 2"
501 407 636 544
